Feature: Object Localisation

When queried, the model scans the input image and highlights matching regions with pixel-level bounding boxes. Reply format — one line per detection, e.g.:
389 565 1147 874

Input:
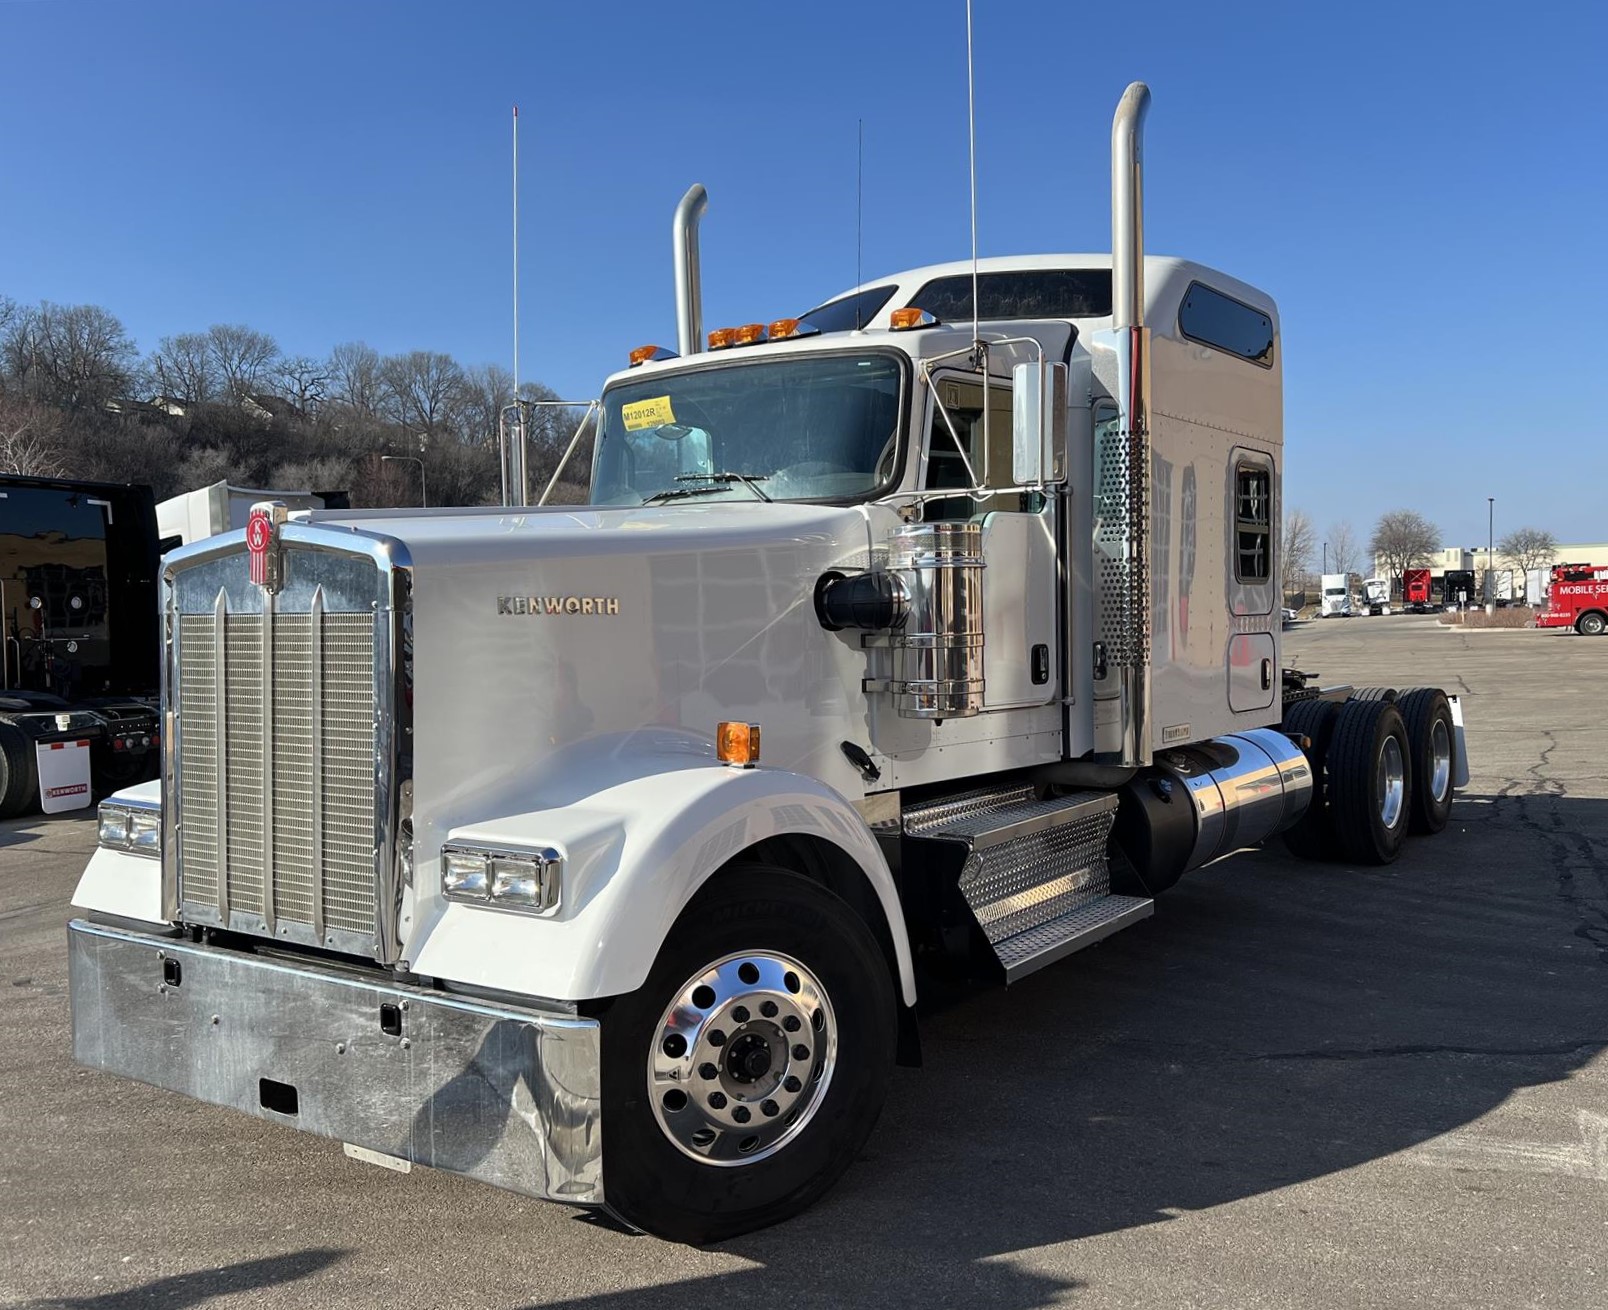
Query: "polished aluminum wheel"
648 951 837 1166
1429 717 1452 805
1378 734 1406 829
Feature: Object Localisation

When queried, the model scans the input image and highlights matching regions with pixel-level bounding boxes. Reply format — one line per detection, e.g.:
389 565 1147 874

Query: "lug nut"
698 1063 719 1080
732 1105 752 1124
760 1000 778 1018
708 1091 728 1109
731 1005 750 1024
761 1099 779 1118
783 1015 801 1032
792 1044 809 1061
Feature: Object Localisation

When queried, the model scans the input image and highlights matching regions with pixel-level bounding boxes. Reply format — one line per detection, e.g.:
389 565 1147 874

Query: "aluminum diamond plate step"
904 783 1147 980
994 893 1153 983
903 783 1119 850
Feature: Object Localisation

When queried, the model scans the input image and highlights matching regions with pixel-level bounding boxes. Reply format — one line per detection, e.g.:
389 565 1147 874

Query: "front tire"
597 866 895 1244
1577 611 1607 636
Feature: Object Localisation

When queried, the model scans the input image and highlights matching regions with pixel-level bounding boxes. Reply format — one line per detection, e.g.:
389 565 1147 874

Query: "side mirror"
1011 360 1068 486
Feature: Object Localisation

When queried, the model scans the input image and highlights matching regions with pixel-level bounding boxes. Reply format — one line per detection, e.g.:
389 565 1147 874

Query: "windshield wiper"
643 472 772 505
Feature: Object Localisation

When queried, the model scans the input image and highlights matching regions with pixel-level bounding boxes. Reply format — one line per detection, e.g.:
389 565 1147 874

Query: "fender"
71 780 164 926
408 748 917 1007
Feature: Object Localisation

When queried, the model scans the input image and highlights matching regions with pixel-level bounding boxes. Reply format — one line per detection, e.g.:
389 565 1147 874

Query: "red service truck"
1534 563 1608 635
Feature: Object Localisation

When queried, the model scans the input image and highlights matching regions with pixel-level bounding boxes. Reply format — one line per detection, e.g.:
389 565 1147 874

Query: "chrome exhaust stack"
673 184 709 357
1093 81 1154 767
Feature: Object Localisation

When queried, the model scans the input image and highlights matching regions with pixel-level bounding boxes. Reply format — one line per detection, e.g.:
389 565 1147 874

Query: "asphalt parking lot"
3 614 1605 1308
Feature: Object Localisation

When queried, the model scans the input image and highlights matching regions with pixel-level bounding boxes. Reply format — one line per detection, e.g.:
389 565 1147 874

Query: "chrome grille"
173 561 382 951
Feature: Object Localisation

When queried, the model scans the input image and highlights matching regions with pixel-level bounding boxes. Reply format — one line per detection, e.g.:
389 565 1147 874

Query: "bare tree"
0 395 69 476
275 355 330 412
1498 526 1558 574
380 350 464 434
1 302 137 410
1370 509 1440 582
1327 521 1358 578
454 364 515 446
150 332 220 404
1282 508 1315 598
206 324 281 402
327 341 385 418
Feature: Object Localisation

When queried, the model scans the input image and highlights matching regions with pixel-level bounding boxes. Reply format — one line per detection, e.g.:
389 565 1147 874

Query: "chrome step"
993 893 1153 983
904 783 1149 982
903 783 1118 849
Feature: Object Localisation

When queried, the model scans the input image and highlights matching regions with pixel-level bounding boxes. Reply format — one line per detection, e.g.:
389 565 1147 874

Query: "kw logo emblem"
498 596 621 616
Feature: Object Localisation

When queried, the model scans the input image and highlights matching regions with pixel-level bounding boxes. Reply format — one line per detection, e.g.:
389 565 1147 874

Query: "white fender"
408 758 917 1007
71 780 165 925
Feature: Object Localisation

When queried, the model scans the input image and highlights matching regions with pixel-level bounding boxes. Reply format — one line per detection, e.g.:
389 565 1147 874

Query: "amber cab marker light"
733 322 767 346
707 327 737 350
768 317 801 340
716 721 761 767
628 344 665 367
889 307 937 330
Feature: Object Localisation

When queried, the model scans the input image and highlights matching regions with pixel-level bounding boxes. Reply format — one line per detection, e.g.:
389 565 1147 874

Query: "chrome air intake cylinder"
887 521 985 719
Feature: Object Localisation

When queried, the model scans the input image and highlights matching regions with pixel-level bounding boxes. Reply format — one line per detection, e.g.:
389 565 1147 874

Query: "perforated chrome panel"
1093 422 1150 667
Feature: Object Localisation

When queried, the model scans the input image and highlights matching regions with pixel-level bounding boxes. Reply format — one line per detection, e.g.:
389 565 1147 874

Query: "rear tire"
1396 688 1455 834
1326 699 1412 866
1349 687 1396 702
1280 698 1339 860
0 723 38 820
597 866 896 1244
1577 611 1607 636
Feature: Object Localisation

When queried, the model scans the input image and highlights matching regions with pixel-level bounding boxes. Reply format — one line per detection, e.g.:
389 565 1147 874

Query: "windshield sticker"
622 396 676 431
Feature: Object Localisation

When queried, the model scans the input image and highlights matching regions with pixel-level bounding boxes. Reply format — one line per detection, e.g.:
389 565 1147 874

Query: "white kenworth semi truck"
68 85 1467 1244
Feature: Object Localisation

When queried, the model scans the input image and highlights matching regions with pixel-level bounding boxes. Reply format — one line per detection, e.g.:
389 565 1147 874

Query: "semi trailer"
67 84 1468 1244
1403 568 1433 612
1 474 162 816
1443 568 1477 608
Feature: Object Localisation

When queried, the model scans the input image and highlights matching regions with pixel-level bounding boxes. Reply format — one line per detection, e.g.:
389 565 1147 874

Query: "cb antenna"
965 0 979 350
856 118 864 327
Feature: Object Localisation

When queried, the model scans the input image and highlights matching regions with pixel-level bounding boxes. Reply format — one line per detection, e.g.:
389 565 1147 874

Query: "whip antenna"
965 0 979 347
856 118 864 327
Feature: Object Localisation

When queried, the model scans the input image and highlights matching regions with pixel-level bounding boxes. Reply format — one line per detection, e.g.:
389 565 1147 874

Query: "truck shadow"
25 1248 344 1309
536 788 1608 1307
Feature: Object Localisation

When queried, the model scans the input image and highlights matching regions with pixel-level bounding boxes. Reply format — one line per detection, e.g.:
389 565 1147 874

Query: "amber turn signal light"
716 721 761 767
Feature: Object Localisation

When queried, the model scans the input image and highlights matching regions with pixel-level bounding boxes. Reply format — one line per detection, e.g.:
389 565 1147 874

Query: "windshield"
592 353 904 505
1325 587 1346 597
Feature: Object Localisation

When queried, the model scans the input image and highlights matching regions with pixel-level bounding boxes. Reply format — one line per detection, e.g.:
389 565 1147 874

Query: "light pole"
1322 541 1327 574
381 455 428 508
1486 496 1494 605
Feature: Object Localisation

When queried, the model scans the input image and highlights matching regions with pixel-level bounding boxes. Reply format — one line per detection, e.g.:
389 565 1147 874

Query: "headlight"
97 801 161 858
441 843 562 914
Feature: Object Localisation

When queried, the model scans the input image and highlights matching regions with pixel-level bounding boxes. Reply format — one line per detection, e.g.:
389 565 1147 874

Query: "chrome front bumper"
68 920 603 1205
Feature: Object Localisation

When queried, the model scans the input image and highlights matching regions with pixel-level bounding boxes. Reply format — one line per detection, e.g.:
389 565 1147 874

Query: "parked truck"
1442 569 1477 608
155 481 343 547
1533 562 1608 635
67 85 1468 1243
1362 577 1390 616
1 474 162 817
1403 567 1433 613
1320 572 1353 617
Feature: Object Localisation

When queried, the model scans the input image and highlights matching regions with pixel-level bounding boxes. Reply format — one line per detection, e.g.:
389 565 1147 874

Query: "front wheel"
1577 611 1607 637
597 866 895 1244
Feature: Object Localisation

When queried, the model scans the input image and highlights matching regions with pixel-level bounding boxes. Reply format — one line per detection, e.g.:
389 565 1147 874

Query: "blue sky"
3 0 1605 545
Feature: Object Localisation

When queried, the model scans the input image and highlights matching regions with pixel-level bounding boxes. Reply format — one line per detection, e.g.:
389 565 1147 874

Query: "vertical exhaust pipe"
673 184 708 357
1101 81 1153 767
1111 83 1149 332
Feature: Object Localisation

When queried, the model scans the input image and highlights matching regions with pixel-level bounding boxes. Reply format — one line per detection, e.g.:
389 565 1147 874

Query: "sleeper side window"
1235 465 1272 584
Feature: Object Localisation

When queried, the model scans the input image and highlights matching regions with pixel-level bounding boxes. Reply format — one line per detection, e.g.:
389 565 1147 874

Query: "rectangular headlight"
441 843 561 914
441 849 491 899
97 801 161 858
